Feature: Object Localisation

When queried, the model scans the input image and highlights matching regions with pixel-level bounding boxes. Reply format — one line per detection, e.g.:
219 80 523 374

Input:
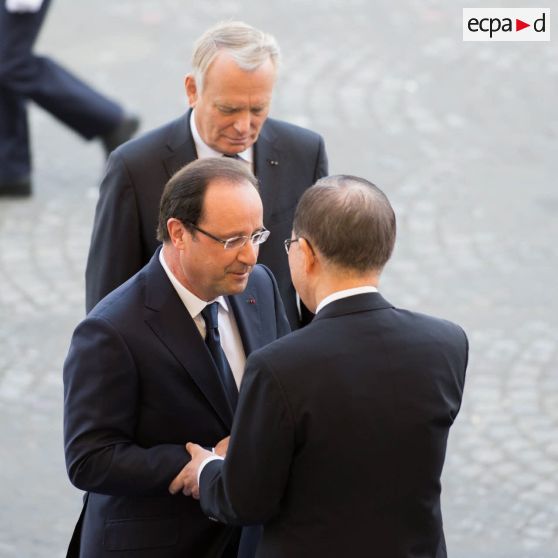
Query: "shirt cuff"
6 0 44 13
198 455 224 486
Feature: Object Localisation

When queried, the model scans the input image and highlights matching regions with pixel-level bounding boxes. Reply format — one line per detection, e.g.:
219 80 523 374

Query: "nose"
232 111 251 136
237 239 258 266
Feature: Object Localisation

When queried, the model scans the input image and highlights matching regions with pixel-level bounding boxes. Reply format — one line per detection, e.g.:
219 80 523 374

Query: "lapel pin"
267 159 279 166
247 297 256 304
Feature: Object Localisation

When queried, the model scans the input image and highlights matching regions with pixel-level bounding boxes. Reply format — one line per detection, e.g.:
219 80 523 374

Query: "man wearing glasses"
63 158 289 558
176 175 468 558
85 20 328 329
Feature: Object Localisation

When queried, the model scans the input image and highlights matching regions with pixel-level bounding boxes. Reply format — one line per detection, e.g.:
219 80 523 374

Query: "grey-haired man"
85 20 328 329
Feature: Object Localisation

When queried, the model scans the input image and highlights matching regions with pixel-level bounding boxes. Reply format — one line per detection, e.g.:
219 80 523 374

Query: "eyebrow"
218 226 266 238
215 102 267 111
215 102 242 110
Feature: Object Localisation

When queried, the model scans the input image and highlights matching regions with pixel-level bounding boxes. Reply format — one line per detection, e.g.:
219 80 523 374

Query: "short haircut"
292 176 396 273
157 158 259 243
192 21 280 92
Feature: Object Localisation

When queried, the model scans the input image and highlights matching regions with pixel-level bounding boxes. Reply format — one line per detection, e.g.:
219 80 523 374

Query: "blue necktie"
201 303 238 410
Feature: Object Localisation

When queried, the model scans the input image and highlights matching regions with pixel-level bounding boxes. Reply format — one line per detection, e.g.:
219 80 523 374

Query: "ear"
299 238 317 274
167 218 188 249
185 74 198 107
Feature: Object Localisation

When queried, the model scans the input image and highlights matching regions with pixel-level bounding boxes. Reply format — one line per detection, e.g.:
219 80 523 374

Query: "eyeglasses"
283 238 300 254
186 221 270 250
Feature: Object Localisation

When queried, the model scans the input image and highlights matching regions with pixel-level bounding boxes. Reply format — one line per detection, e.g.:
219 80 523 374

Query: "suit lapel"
227 282 262 357
254 122 281 227
162 110 198 179
143 249 233 428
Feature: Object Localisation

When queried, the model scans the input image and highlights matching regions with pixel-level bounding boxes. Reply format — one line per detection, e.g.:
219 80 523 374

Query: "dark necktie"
201 302 238 410
223 153 241 160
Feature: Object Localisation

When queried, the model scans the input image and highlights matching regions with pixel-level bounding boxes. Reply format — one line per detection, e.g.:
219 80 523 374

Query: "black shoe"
0 176 32 197
101 113 140 156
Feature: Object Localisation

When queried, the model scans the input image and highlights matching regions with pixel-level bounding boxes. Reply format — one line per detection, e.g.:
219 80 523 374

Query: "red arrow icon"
516 19 530 31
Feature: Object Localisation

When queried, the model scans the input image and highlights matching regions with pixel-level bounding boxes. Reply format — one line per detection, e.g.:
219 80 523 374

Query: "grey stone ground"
0 1 557 556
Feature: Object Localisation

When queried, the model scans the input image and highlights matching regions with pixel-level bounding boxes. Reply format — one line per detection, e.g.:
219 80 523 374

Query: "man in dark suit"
0 0 138 197
177 175 469 558
85 20 328 329
63 158 290 558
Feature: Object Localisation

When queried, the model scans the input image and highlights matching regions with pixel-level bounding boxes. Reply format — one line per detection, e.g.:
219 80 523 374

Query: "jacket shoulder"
264 117 323 144
244 264 278 294
87 266 147 323
398 308 466 338
387 308 469 361
111 115 187 161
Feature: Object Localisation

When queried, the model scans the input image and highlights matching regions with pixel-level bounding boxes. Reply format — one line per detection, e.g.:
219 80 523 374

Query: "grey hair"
191 21 280 92
293 176 397 273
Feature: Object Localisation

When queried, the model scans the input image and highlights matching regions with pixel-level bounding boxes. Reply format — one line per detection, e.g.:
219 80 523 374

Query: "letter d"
534 13 546 32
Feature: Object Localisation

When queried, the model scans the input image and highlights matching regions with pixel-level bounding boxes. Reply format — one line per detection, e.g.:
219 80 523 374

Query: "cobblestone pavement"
1 1 557 556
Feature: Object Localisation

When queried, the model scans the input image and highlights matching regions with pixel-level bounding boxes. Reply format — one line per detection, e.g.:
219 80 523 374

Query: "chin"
223 280 248 296
223 136 255 151
226 143 248 152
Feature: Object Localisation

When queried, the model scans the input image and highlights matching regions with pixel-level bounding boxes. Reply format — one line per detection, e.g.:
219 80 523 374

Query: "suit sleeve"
199 352 294 525
451 324 469 420
85 151 143 312
63 316 188 496
314 134 329 181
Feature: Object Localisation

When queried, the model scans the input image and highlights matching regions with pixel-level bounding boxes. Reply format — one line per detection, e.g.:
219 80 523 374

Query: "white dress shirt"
190 110 254 169
315 286 378 315
159 249 246 388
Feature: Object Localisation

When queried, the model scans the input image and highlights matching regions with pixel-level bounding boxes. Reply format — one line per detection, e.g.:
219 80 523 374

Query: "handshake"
168 436 230 499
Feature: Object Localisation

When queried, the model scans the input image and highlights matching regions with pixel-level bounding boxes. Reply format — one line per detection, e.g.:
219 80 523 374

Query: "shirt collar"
159 247 228 319
315 286 378 315
190 110 253 164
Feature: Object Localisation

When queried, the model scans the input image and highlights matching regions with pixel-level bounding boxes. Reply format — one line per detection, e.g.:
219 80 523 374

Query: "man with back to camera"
174 175 469 558
63 158 290 558
85 20 328 328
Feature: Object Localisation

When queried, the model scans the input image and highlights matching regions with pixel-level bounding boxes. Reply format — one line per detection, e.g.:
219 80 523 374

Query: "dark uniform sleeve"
199 352 294 524
63 316 188 495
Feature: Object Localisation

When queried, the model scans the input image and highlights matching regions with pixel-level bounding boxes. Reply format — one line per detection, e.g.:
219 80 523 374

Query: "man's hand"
168 443 213 498
214 435 230 457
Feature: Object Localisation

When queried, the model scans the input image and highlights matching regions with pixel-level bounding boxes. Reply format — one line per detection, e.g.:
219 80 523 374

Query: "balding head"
292 175 396 274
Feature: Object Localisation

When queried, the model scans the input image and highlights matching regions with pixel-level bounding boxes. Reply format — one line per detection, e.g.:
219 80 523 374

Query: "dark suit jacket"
63 248 290 558
198 293 468 558
85 111 328 328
